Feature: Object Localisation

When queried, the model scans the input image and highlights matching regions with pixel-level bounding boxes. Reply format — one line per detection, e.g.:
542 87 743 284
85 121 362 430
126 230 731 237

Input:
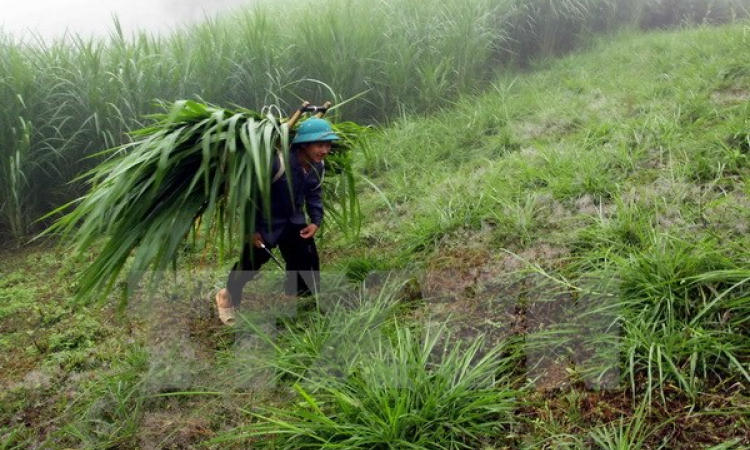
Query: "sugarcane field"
2 0 750 448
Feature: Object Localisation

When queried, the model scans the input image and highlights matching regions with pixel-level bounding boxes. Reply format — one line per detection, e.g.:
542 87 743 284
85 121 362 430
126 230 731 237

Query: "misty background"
0 0 259 42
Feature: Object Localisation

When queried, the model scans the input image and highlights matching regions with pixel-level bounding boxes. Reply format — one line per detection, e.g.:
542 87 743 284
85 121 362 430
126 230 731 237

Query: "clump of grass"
208 279 518 449
590 402 669 450
220 325 517 449
0 425 34 450
58 347 149 449
572 196 654 256
588 234 750 401
339 255 393 283
517 228 749 402
618 234 736 322
223 277 405 387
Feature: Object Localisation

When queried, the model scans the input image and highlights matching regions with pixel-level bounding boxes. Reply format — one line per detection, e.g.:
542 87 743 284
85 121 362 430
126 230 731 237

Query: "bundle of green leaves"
45 100 365 302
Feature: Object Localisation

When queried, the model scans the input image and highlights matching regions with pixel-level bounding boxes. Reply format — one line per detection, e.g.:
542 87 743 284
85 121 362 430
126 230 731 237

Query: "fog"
0 0 258 42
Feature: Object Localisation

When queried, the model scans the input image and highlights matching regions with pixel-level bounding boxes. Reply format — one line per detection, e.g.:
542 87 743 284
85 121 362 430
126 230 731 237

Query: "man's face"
300 141 332 164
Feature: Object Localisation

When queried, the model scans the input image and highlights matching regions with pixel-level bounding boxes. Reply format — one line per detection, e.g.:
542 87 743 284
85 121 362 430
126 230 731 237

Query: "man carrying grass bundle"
215 118 340 325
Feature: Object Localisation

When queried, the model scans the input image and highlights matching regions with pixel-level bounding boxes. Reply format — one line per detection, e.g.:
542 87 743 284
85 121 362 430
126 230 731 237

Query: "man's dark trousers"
226 223 320 307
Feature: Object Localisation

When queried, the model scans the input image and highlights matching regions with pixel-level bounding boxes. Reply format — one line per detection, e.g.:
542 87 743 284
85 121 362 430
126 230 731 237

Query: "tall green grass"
1 0 748 238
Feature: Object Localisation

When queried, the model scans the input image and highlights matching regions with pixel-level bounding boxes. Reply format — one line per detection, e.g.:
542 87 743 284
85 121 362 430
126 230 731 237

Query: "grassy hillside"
2 0 749 239
2 23 749 449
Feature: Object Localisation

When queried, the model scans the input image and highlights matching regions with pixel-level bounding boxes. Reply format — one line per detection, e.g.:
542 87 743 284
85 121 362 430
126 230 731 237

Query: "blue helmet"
292 118 340 145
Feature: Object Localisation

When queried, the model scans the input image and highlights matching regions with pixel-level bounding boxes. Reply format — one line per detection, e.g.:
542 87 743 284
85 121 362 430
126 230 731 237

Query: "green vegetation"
213 288 519 449
43 100 364 302
1 0 750 448
1 0 749 238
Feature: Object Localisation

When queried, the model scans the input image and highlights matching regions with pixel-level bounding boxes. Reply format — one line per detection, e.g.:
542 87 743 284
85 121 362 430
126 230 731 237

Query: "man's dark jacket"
255 151 324 246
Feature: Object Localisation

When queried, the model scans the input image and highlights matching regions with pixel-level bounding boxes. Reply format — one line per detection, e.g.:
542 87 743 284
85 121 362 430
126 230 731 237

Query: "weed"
0 425 33 450
58 346 149 449
588 400 666 450
217 324 517 449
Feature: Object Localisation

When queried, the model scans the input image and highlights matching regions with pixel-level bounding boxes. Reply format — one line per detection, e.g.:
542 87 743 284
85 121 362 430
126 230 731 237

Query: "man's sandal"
215 288 235 325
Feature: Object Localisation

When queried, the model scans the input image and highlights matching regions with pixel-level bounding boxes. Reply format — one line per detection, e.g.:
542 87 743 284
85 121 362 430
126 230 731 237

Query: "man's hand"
300 223 319 239
253 232 265 248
